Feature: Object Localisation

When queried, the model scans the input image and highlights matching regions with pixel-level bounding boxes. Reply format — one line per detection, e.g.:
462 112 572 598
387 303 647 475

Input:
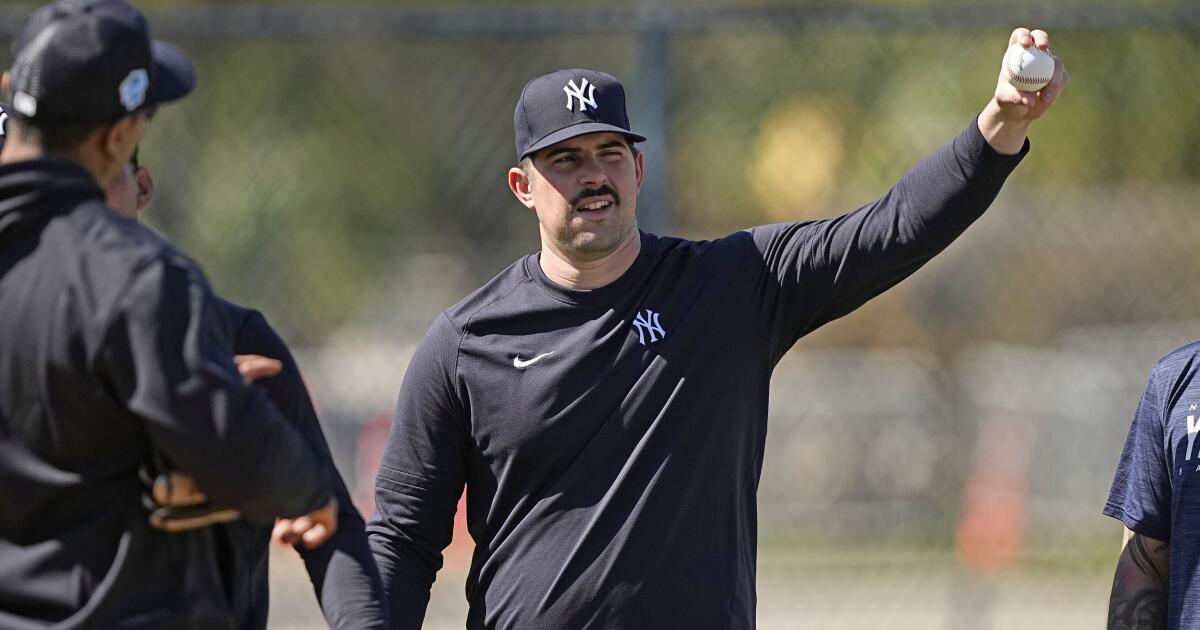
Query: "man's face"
90 109 150 190
103 150 152 220
518 131 644 261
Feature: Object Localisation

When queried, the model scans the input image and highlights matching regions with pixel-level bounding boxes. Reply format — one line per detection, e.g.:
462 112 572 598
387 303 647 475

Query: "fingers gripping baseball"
1008 28 1049 49
995 27 1067 120
273 498 338 549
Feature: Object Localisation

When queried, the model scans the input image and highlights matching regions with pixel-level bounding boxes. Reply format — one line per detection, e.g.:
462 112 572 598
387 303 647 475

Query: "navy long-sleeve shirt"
214 299 387 629
369 118 1027 629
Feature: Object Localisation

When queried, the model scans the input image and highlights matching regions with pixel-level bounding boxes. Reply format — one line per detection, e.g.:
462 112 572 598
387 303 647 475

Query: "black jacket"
0 159 331 629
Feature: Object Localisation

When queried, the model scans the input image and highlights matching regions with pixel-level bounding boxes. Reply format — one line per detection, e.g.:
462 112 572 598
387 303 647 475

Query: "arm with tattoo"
1108 527 1169 630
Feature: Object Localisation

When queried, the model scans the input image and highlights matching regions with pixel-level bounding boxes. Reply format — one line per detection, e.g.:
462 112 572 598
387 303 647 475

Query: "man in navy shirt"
1104 341 1200 630
370 29 1067 629
104 151 388 629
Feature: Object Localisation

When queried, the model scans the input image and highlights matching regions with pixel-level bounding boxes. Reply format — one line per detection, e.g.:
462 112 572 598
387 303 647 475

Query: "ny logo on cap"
563 78 598 112
119 69 149 111
13 92 37 117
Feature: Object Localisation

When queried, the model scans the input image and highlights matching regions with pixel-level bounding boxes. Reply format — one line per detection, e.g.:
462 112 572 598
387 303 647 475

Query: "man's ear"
1 71 10 97
99 115 142 163
134 166 154 211
508 165 537 210
634 150 645 194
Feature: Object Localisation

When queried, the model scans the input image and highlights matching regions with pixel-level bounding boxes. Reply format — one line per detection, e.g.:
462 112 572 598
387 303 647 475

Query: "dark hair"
8 115 99 153
8 105 155 155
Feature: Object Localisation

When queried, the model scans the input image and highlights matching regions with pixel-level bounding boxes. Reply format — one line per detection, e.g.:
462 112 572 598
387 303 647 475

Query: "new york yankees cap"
514 68 645 161
6 0 195 126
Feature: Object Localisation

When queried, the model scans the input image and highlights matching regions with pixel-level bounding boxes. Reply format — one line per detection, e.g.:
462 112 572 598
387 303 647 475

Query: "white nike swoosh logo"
513 352 554 368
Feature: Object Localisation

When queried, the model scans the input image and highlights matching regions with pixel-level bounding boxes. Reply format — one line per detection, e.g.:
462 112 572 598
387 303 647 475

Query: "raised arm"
1109 527 1169 630
709 28 1066 358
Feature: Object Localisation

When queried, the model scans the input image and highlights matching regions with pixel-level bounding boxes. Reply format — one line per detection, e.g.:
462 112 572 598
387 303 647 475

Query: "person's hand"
272 498 338 549
234 354 283 384
992 28 1068 123
143 352 279 532
143 470 242 532
979 27 1068 154
152 471 207 506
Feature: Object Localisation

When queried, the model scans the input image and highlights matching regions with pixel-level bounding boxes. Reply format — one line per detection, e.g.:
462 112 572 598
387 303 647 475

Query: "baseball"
1002 43 1054 92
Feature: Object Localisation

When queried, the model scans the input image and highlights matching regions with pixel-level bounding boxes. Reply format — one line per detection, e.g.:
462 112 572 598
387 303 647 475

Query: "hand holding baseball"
1003 43 1053 92
992 28 1067 122
977 27 1068 154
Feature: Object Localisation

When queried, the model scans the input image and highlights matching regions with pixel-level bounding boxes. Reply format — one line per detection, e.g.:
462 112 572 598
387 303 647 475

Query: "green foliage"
75 8 1200 346
142 39 442 343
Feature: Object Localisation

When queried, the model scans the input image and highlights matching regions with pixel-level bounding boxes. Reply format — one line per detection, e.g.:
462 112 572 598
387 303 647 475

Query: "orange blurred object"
954 412 1032 575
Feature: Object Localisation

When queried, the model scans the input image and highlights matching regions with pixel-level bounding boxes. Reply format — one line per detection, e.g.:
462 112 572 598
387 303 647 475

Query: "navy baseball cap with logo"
6 0 195 125
514 68 646 161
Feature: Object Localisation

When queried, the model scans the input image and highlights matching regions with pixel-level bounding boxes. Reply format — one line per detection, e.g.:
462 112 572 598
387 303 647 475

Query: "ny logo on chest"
631 308 666 346
1179 405 1200 475
1186 405 1200 462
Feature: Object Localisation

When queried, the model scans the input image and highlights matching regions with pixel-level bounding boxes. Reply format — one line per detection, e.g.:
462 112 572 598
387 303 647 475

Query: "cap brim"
522 122 646 159
148 40 196 105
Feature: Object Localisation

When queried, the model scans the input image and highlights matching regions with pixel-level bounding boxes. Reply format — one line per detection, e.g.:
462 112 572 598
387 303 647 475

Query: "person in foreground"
369 29 1067 629
105 150 388 629
0 1 334 627
1104 340 1200 630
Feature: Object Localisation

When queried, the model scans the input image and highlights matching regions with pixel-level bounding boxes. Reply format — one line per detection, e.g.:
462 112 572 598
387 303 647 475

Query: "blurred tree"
29 4 1198 351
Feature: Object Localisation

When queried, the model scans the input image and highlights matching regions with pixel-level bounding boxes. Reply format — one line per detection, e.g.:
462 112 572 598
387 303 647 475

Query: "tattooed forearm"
1108 530 1169 630
1108 590 1166 630
1128 535 1168 587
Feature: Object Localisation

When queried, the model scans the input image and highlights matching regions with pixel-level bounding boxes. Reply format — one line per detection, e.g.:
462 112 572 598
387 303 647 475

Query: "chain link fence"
5 1 1200 627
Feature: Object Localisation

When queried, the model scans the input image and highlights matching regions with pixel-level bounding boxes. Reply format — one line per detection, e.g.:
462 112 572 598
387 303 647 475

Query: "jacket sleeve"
231 309 388 629
98 257 331 522
708 116 1027 362
367 313 469 630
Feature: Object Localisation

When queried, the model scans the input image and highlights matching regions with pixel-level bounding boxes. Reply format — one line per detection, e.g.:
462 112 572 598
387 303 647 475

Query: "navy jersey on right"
369 119 1027 629
1106 340 1200 629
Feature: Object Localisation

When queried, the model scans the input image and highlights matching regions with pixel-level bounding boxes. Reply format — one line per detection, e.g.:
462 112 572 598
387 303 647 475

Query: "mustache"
570 185 620 209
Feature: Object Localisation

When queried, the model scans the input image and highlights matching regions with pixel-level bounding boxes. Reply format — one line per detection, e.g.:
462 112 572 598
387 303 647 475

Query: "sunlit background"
5 1 1199 627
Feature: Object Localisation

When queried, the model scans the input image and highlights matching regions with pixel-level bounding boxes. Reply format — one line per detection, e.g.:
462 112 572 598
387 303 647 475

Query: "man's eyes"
551 151 624 166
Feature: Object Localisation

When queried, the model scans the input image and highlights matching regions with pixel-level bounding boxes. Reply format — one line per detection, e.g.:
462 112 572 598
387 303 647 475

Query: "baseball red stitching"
1005 64 1050 87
